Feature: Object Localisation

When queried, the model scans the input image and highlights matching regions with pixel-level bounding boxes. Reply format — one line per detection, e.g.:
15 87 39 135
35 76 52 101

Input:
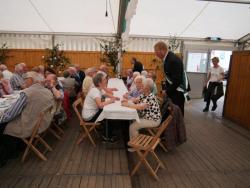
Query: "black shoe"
102 136 118 144
211 104 217 111
203 107 209 112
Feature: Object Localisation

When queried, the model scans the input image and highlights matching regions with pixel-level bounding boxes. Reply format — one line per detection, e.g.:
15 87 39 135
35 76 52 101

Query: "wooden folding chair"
128 115 173 181
146 97 170 152
48 100 65 140
21 105 54 162
73 98 100 147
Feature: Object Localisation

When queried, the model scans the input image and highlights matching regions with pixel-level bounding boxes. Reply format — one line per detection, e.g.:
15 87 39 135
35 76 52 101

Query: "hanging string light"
105 0 108 17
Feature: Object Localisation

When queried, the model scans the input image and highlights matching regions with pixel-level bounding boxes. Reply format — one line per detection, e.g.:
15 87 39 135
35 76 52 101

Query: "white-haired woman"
122 78 161 144
123 75 144 99
129 71 140 91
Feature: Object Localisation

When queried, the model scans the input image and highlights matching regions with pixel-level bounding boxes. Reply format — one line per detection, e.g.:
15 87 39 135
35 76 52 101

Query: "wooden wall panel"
4 49 183 95
224 51 250 129
122 52 165 94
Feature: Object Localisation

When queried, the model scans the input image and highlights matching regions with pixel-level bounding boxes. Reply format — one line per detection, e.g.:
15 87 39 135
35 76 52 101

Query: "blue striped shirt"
0 92 27 123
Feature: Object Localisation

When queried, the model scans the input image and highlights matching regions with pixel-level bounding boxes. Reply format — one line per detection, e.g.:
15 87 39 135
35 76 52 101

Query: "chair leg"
76 132 87 144
159 142 168 152
150 151 166 169
142 156 160 181
86 132 96 147
48 128 62 140
37 136 53 151
131 150 159 181
53 122 65 135
130 150 148 177
22 141 47 162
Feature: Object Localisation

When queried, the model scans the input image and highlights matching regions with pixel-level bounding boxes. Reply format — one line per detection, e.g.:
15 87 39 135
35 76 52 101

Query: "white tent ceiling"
0 0 250 40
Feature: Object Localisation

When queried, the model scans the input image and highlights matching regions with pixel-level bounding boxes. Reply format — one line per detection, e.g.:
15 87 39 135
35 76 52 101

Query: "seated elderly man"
45 74 64 100
121 78 161 151
10 63 25 90
123 75 144 100
0 71 55 166
61 70 77 101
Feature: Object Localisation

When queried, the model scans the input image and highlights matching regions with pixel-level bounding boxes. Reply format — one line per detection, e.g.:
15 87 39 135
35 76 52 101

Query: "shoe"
203 107 209 112
127 148 135 152
211 104 217 111
102 136 118 144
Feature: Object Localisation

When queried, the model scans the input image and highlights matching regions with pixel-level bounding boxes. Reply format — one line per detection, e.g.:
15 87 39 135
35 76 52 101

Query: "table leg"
105 119 109 139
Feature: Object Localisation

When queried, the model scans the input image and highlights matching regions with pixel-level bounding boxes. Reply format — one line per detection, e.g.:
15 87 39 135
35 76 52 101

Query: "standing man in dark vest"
154 41 185 115
131 57 143 73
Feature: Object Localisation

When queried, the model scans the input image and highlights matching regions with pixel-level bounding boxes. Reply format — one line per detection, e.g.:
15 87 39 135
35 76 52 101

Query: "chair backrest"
29 105 54 138
73 98 84 123
147 108 173 149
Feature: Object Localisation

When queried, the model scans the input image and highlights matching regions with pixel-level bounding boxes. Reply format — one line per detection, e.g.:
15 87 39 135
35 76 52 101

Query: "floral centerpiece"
42 44 70 75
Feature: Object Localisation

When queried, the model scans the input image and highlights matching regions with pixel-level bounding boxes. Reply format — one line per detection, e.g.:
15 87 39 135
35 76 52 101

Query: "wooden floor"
0 99 250 188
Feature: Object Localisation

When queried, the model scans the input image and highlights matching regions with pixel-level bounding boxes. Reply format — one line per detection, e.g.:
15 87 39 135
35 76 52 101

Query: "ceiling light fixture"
105 0 108 17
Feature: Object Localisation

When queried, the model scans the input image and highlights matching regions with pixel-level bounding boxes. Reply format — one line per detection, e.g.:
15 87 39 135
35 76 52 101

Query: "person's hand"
109 98 116 103
162 90 167 97
123 93 128 99
111 88 118 91
121 99 128 103
131 97 139 104
121 101 129 107
115 96 120 101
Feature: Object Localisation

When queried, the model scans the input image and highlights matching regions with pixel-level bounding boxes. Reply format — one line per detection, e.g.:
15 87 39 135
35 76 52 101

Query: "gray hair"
133 71 140 78
141 70 148 77
134 75 145 83
23 71 41 83
0 64 7 71
93 73 104 87
85 67 97 75
142 78 155 93
15 64 23 72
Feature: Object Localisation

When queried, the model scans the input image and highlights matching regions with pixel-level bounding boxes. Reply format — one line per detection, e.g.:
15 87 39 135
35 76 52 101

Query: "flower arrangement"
0 43 12 64
42 44 70 75
99 37 122 73
168 35 181 52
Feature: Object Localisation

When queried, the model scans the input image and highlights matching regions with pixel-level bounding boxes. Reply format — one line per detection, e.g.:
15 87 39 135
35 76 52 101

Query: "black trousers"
168 90 185 116
205 82 220 108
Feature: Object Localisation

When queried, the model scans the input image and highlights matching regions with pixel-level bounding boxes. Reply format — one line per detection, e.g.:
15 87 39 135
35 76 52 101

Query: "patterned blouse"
138 93 161 121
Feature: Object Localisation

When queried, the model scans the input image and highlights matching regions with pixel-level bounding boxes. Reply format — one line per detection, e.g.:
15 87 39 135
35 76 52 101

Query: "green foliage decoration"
42 44 70 75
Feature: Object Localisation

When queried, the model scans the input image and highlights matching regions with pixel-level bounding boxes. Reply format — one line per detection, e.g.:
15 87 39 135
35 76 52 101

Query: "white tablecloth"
95 78 140 122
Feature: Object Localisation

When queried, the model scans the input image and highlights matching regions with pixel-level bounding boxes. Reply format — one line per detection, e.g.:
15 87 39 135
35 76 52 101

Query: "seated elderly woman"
82 72 119 122
121 78 162 143
129 71 140 91
123 75 144 100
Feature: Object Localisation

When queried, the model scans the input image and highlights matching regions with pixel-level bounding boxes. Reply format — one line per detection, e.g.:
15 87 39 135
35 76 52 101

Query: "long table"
95 78 139 123
95 78 139 141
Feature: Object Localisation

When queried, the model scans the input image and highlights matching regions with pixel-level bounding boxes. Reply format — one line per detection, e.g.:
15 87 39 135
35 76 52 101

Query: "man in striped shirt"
10 64 25 91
